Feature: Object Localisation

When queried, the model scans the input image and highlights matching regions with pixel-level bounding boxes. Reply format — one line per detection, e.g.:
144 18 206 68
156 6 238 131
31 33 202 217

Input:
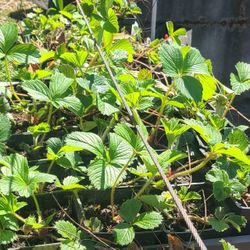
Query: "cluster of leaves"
0 0 249 248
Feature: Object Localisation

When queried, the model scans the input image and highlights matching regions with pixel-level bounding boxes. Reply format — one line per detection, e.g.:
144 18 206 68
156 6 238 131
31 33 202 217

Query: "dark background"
138 0 250 126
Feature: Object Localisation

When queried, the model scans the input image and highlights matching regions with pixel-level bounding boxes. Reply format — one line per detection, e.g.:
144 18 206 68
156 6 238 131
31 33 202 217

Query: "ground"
0 0 35 24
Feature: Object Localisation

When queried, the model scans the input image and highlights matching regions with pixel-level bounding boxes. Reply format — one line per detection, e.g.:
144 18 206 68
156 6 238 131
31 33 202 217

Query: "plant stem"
73 190 86 223
47 160 55 174
135 174 156 198
4 59 21 102
32 193 42 223
168 154 215 181
101 115 116 142
111 152 136 218
149 84 174 144
13 213 26 224
222 94 235 118
39 161 55 192
47 103 53 125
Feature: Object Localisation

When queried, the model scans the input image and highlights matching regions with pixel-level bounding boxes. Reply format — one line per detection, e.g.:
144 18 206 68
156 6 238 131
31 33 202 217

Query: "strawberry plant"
0 0 249 248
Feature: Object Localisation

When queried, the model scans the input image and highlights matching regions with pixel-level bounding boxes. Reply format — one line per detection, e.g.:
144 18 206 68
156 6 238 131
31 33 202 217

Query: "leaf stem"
4 59 21 102
149 84 174 144
168 154 215 181
135 174 156 198
222 94 235 118
32 193 42 223
101 115 116 142
47 103 53 125
13 213 26 224
111 152 136 218
73 190 86 223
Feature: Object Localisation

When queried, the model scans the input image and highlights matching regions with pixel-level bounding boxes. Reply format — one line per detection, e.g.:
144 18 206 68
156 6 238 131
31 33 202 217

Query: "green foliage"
0 114 11 154
208 207 246 232
0 154 56 197
166 21 186 45
0 215 18 245
159 44 209 77
22 72 84 116
220 239 238 250
230 62 250 94
0 23 39 64
66 132 133 189
0 1 249 246
113 199 163 246
206 166 245 201
55 220 88 249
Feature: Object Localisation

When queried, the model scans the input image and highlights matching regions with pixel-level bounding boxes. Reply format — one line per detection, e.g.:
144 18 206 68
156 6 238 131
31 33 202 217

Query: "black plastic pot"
8 243 60 250
232 200 250 220
19 190 75 218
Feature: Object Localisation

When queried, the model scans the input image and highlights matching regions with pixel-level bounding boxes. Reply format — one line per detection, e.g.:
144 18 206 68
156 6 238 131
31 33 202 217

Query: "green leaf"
56 96 84 116
213 144 250 166
185 119 222 145
119 199 142 223
109 133 133 165
166 21 174 35
57 176 84 190
230 62 250 95
109 39 134 62
113 223 135 246
225 214 247 232
139 194 172 210
213 181 231 201
0 114 11 142
61 241 87 250
7 44 40 64
159 44 209 77
103 8 119 33
0 194 27 215
133 211 163 229
96 93 119 116
28 122 50 137
114 123 144 152
228 129 249 151
60 50 88 67
220 239 238 250
0 23 18 53
175 76 203 102
208 217 229 232
66 132 104 158
196 75 217 100
49 72 73 99
183 47 209 75
22 80 50 101
178 186 201 202
161 118 189 147
0 154 55 197
88 159 125 190
0 229 17 245
55 220 79 240
159 44 183 77
0 215 18 245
